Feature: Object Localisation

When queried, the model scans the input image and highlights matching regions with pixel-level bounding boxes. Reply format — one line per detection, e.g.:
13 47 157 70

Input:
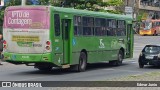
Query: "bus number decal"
33 43 42 47
99 39 105 48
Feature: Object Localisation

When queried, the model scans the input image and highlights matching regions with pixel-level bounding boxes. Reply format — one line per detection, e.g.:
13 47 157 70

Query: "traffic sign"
125 6 133 18
125 6 133 13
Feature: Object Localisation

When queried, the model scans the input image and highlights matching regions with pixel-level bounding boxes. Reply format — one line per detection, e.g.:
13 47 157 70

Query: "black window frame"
54 14 61 36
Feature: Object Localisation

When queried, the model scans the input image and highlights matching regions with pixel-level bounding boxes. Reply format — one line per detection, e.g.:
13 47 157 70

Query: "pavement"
1 34 160 90
47 71 160 90
1 61 160 90
0 61 29 72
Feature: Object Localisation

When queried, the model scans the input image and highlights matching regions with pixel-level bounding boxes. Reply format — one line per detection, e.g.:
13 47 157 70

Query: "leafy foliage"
0 0 124 26
49 0 124 13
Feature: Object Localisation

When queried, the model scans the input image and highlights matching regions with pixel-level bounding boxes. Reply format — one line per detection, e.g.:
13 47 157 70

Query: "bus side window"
74 16 82 36
95 18 107 36
54 14 60 36
153 22 156 28
117 20 126 36
82 17 94 36
107 19 117 36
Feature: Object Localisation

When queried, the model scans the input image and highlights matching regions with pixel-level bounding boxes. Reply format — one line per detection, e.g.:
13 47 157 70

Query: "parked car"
138 45 160 68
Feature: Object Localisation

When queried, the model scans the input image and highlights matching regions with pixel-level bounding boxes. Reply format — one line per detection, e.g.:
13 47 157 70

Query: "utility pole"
21 0 26 6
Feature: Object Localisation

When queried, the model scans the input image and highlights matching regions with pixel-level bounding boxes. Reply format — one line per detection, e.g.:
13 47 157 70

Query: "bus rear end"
3 6 53 69
139 20 156 36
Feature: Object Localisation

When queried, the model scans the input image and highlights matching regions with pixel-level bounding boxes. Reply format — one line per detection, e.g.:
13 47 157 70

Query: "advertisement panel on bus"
3 6 50 53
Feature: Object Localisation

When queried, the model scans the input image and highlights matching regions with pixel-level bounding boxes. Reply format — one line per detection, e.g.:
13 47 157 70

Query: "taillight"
3 45 7 49
3 40 6 44
46 41 51 45
3 40 7 49
45 40 51 52
46 46 50 50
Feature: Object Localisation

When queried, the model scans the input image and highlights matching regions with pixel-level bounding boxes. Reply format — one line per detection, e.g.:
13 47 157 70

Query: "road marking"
102 68 142 72
123 59 136 62
130 61 138 63
1 62 8 64
101 68 115 71
123 60 138 64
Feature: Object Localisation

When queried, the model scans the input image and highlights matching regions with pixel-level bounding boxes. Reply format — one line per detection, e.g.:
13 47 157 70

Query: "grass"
108 72 160 81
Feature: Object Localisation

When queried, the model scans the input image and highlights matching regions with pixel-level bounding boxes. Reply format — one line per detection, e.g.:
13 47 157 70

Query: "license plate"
145 56 153 59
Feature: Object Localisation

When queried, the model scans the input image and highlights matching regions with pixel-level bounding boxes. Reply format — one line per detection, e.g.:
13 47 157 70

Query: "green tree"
49 0 124 13
0 7 5 34
0 0 21 33
0 0 21 24
0 0 125 27
39 0 50 5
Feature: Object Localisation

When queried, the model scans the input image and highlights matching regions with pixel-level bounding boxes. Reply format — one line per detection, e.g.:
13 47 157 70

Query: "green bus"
3 6 133 72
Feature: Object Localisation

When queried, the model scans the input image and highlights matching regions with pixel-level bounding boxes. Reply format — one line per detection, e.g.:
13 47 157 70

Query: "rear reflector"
3 45 7 49
3 40 6 44
46 41 51 45
46 46 50 50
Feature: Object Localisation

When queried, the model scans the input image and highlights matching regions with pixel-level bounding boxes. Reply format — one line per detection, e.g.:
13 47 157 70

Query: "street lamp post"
21 0 26 6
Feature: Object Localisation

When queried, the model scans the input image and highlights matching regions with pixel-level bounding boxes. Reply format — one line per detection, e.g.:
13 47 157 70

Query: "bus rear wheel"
77 52 87 72
109 50 123 66
153 31 157 36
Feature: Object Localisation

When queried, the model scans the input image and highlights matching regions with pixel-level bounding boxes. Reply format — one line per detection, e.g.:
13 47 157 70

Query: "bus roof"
52 7 132 20
5 5 47 11
151 19 160 22
6 6 132 20
142 19 160 22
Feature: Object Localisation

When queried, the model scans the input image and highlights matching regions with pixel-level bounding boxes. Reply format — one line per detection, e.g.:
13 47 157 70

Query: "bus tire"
153 31 157 36
77 52 87 72
138 57 144 68
116 50 123 65
139 63 144 68
109 50 123 66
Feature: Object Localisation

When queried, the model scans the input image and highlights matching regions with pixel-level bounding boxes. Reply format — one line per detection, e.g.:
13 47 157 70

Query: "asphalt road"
1 35 160 82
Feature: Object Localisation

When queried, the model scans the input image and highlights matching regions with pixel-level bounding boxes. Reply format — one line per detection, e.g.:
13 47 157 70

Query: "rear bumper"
139 30 152 35
3 52 52 64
